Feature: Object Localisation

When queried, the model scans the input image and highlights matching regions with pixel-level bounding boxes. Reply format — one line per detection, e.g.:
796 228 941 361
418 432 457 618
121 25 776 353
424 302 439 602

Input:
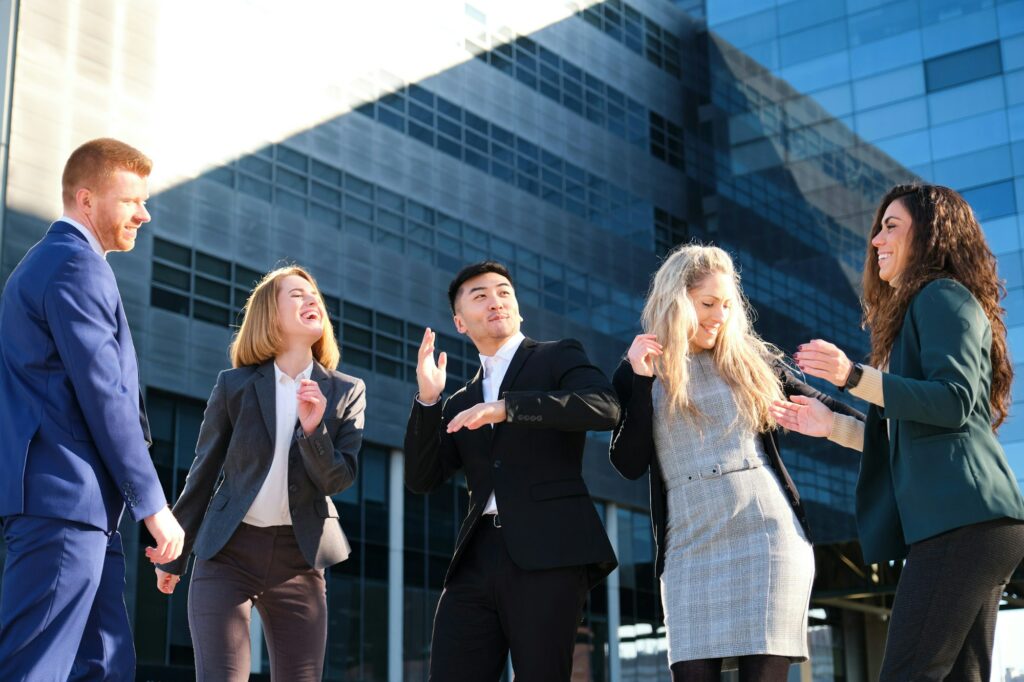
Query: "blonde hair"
642 244 783 431
229 266 340 370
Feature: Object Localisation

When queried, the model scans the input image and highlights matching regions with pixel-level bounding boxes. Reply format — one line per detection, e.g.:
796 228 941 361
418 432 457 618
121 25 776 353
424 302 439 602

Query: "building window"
924 41 1002 93
403 475 468 678
327 442 391 681
196 145 651 341
615 507 663 678
151 238 264 328
961 179 1017 221
355 84 656 244
654 208 688 256
577 0 682 78
472 35 655 155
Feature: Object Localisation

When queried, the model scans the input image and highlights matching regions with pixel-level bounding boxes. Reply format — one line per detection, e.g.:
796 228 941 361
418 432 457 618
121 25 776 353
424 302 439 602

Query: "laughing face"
82 169 151 253
276 274 326 345
872 198 914 285
687 271 732 352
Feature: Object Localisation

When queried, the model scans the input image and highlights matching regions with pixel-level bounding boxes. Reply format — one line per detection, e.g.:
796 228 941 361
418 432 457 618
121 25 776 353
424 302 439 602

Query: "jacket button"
289 484 298 493
494 460 501 468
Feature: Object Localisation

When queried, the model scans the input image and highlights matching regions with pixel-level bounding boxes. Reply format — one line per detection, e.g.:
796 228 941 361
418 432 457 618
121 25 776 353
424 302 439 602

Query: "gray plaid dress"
654 352 813 664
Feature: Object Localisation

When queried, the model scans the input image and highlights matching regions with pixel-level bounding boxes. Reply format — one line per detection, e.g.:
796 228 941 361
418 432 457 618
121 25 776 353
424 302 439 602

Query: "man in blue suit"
0 138 185 680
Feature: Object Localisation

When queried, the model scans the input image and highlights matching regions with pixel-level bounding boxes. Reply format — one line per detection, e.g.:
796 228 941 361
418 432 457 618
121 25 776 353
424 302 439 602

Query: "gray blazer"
160 360 365 575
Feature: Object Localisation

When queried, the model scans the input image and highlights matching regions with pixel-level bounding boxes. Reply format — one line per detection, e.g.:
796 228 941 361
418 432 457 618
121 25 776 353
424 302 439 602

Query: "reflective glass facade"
705 0 1024 489
0 1 1021 680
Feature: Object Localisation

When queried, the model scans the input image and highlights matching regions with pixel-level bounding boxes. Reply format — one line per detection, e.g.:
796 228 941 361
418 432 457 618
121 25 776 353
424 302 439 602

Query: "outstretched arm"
501 339 621 432
794 282 985 429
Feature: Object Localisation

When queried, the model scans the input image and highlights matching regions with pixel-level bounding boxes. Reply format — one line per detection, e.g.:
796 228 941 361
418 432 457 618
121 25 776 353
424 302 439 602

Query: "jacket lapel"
254 360 278 444
887 329 907 457
467 365 484 406
311 361 335 413
463 365 495 450
497 337 536 398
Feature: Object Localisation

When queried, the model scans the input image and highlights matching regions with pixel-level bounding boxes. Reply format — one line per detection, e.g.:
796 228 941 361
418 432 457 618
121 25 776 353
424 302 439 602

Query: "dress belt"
681 456 763 483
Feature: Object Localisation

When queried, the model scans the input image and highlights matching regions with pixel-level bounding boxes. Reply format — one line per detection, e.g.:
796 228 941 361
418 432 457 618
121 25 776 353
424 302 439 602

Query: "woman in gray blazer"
774 184 1024 680
155 265 365 682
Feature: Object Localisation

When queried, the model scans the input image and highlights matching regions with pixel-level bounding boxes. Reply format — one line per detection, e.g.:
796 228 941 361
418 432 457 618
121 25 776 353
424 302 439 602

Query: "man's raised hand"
417 327 447 404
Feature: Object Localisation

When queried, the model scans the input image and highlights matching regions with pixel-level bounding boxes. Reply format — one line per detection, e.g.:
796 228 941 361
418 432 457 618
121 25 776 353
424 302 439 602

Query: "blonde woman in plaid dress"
609 245 862 681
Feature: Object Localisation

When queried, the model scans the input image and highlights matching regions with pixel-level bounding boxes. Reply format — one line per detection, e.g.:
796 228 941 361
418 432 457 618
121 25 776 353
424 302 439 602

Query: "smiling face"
81 169 151 252
872 198 914 284
452 271 520 352
275 274 325 346
687 271 732 352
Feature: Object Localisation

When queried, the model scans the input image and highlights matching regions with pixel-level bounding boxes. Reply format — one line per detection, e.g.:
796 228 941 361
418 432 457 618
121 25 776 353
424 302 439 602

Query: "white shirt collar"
59 215 105 258
274 360 315 384
479 331 525 375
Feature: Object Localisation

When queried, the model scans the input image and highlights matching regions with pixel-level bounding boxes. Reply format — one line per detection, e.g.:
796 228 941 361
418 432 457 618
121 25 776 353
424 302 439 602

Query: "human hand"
770 395 835 437
627 334 662 377
794 339 853 387
143 506 185 564
297 379 327 435
447 400 507 433
155 567 181 595
416 327 447 404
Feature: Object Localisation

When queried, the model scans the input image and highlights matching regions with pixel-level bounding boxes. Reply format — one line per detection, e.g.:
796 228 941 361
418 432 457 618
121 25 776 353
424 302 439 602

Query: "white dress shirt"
480 332 525 515
243 361 314 526
60 215 105 258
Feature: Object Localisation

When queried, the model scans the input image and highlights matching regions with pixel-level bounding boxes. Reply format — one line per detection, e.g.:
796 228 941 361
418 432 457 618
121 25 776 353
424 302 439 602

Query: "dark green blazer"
857 278 1024 563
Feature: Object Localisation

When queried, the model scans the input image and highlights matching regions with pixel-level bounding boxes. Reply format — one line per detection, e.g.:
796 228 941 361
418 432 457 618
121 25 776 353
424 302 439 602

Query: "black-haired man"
405 260 619 680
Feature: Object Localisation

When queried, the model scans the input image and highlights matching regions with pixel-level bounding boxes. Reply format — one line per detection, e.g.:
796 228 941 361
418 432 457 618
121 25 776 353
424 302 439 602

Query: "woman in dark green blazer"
772 184 1024 681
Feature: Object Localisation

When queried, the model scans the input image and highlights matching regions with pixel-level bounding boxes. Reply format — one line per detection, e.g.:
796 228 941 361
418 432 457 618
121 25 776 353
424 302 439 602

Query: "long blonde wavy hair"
229 265 340 370
642 244 784 431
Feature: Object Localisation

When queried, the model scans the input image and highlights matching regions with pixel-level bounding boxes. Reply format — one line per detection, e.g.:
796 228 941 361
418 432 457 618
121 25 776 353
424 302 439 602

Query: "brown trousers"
188 523 327 682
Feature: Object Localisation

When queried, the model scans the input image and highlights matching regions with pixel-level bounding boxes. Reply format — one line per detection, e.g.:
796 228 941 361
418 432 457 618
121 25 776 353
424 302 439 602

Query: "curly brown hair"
862 184 1012 429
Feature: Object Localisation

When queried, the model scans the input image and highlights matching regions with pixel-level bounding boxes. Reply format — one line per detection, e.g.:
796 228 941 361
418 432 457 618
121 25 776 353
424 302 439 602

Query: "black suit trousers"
880 517 1024 681
429 519 589 682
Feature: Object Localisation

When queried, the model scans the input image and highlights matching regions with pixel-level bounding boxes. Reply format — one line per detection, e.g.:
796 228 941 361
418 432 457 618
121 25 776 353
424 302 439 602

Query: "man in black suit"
405 261 620 681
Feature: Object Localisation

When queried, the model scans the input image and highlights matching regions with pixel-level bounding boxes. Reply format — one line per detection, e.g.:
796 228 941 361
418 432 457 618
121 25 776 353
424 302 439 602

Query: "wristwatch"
841 363 863 392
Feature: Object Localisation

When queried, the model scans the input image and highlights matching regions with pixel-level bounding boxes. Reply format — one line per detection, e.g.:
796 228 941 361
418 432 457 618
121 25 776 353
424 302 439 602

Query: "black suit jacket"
609 359 864 577
159 360 365 575
405 337 620 588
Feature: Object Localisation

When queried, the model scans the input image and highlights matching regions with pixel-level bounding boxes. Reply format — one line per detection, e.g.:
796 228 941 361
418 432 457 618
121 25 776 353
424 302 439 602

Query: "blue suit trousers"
0 515 134 681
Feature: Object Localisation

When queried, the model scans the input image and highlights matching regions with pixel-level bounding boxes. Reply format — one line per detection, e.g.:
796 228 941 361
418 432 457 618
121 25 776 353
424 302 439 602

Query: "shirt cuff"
849 365 884 407
415 393 441 407
828 412 865 452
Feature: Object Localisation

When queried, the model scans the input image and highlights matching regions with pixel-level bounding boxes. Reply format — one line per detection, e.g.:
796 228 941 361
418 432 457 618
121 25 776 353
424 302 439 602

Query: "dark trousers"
0 515 133 682
429 519 589 682
670 655 792 682
187 523 327 682
880 517 1024 681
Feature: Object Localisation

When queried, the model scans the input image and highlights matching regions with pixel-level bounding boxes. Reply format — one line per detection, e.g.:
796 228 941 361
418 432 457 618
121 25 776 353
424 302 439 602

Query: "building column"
388 448 404 682
606 502 621 682
0 0 16 267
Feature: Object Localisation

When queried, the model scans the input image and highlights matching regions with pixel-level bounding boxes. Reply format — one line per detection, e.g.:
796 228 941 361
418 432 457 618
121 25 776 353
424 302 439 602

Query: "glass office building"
0 0 1021 680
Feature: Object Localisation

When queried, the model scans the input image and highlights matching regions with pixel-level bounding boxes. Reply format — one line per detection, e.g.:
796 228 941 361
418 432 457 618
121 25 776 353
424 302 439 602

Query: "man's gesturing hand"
447 401 507 433
417 327 447 404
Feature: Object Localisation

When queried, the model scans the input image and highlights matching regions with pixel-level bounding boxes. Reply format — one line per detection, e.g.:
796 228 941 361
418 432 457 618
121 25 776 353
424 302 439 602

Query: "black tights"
670 655 791 682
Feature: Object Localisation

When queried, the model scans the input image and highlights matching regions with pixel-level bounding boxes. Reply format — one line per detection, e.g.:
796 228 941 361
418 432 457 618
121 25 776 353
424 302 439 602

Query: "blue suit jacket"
0 221 165 531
